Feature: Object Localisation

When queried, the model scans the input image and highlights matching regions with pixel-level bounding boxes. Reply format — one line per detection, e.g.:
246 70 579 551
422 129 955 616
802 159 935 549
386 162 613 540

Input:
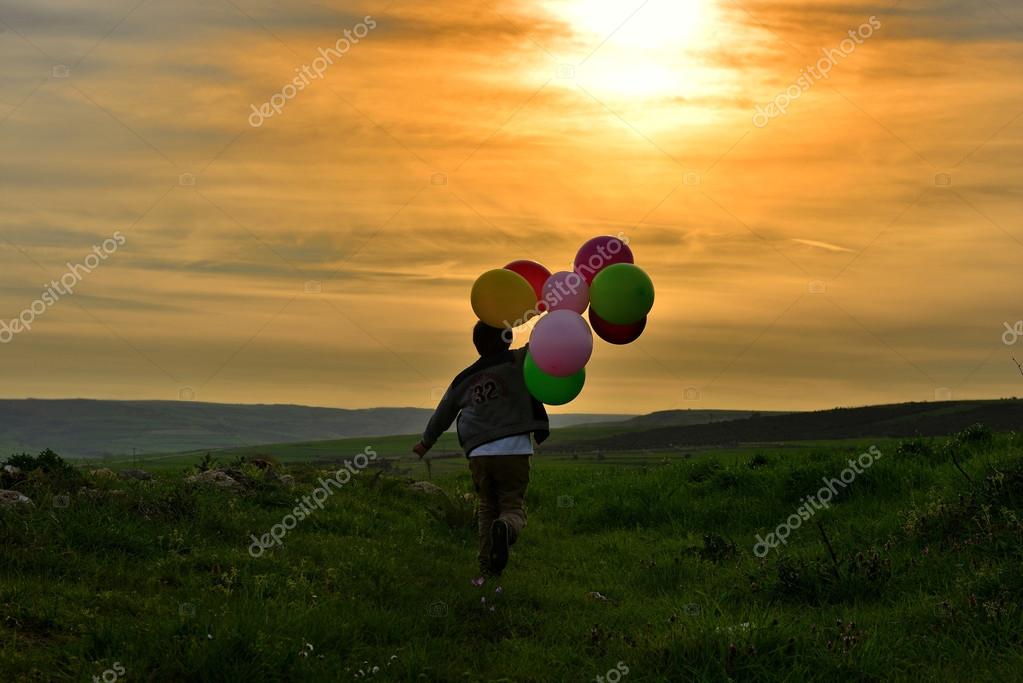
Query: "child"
413 322 550 577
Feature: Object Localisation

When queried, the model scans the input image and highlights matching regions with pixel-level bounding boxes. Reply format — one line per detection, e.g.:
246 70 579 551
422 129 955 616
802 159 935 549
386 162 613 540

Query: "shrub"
895 438 937 462
954 423 994 449
5 448 74 474
937 424 996 467
196 452 219 472
901 458 1023 547
3 449 83 489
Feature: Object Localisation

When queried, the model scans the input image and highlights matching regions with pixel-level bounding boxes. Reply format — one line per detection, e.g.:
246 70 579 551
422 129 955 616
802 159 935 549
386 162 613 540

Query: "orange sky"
1 0 1021 413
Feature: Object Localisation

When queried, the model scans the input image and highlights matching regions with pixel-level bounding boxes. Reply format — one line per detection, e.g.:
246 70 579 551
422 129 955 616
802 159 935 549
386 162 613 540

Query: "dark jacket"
422 346 550 455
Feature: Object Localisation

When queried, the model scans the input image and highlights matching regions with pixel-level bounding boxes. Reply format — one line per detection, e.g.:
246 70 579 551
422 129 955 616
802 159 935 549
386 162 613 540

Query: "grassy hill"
0 400 631 459
82 417 798 474
96 399 1020 475
558 399 1023 452
2 428 1021 680
598 409 792 429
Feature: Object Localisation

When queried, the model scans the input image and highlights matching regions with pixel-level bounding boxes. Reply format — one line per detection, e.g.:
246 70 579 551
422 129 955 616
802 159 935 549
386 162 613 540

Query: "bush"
4 448 74 475
3 449 83 489
895 438 937 462
196 452 219 472
954 423 994 449
901 458 1023 547
937 424 996 467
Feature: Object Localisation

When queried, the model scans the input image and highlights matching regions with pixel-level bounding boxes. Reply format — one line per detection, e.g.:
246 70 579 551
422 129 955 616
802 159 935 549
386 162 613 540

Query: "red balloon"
504 260 551 310
573 235 634 285
589 308 646 345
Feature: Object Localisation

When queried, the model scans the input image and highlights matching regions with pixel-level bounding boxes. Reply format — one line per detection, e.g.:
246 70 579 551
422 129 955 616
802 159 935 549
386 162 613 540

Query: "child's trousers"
468 454 531 572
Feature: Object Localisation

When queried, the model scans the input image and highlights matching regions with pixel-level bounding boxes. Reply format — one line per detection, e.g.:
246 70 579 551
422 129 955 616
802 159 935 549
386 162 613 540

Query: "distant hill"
7 398 1018 460
0 399 631 458
555 399 1023 452
603 409 792 429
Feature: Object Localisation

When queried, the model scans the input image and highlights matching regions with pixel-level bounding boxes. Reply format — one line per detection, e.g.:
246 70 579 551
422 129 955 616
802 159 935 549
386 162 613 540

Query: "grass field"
2 427 1022 681
66 422 653 474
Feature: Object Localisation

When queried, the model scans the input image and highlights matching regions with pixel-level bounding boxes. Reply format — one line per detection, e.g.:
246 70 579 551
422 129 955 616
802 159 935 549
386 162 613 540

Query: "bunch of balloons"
469 235 654 405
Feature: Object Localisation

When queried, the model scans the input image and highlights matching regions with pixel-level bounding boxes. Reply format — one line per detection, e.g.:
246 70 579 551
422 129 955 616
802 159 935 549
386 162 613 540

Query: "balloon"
471 269 538 329
504 260 551 310
524 351 585 405
589 308 646 344
573 235 634 285
542 271 589 314
589 263 654 325
528 309 593 376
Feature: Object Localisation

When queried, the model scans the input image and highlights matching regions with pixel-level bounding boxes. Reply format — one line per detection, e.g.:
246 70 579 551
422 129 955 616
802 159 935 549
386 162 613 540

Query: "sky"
0 0 1021 414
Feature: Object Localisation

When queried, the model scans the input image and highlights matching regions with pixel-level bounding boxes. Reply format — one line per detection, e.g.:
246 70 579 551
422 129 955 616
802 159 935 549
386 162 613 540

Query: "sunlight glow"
544 0 721 106
552 0 707 48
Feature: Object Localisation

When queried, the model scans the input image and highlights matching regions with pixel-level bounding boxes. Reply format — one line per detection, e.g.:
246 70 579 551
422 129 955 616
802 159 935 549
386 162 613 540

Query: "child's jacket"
422 347 550 455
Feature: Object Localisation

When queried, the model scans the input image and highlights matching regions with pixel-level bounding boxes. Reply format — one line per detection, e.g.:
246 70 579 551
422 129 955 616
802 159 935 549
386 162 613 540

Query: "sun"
550 0 707 49
543 0 717 101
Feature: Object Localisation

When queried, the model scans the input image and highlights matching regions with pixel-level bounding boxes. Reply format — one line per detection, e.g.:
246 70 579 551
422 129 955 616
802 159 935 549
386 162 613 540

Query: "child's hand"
412 442 429 458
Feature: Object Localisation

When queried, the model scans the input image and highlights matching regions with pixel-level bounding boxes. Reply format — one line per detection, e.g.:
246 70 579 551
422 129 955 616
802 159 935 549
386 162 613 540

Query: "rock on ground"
407 481 445 495
0 489 34 509
1 465 24 486
186 469 244 492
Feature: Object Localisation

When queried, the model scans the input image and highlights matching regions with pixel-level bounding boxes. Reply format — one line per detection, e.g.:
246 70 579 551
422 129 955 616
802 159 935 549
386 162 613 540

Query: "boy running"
413 322 549 576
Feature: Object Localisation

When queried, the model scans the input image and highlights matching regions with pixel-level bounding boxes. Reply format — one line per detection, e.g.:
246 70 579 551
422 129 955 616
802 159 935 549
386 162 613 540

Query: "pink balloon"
542 271 589 314
573 235 634 285
528 310 593 377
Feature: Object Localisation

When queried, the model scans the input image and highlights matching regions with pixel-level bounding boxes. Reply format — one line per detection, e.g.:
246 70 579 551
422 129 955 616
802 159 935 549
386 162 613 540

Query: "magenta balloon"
573 235 634 285
589 308 646 345
528 310 593 377
542 271 589 314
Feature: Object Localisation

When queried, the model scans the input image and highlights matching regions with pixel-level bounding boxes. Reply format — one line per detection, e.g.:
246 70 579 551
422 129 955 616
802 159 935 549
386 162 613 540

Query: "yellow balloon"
471 269 538 329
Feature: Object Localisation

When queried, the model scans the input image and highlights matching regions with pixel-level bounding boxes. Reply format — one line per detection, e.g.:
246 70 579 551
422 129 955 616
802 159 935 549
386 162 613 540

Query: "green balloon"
589 263 654 325
524 351 585 405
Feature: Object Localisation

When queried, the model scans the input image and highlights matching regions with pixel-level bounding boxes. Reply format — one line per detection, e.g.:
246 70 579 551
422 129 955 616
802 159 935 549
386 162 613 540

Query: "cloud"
729 0 1023 44
790 238 854 252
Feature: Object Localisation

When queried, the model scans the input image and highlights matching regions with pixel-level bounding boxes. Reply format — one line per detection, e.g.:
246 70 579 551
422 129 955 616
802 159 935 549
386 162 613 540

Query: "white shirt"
468 433 534 457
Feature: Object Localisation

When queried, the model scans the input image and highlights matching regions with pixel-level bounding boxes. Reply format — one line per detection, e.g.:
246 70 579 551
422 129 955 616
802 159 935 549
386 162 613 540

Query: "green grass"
2 430 1022 681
